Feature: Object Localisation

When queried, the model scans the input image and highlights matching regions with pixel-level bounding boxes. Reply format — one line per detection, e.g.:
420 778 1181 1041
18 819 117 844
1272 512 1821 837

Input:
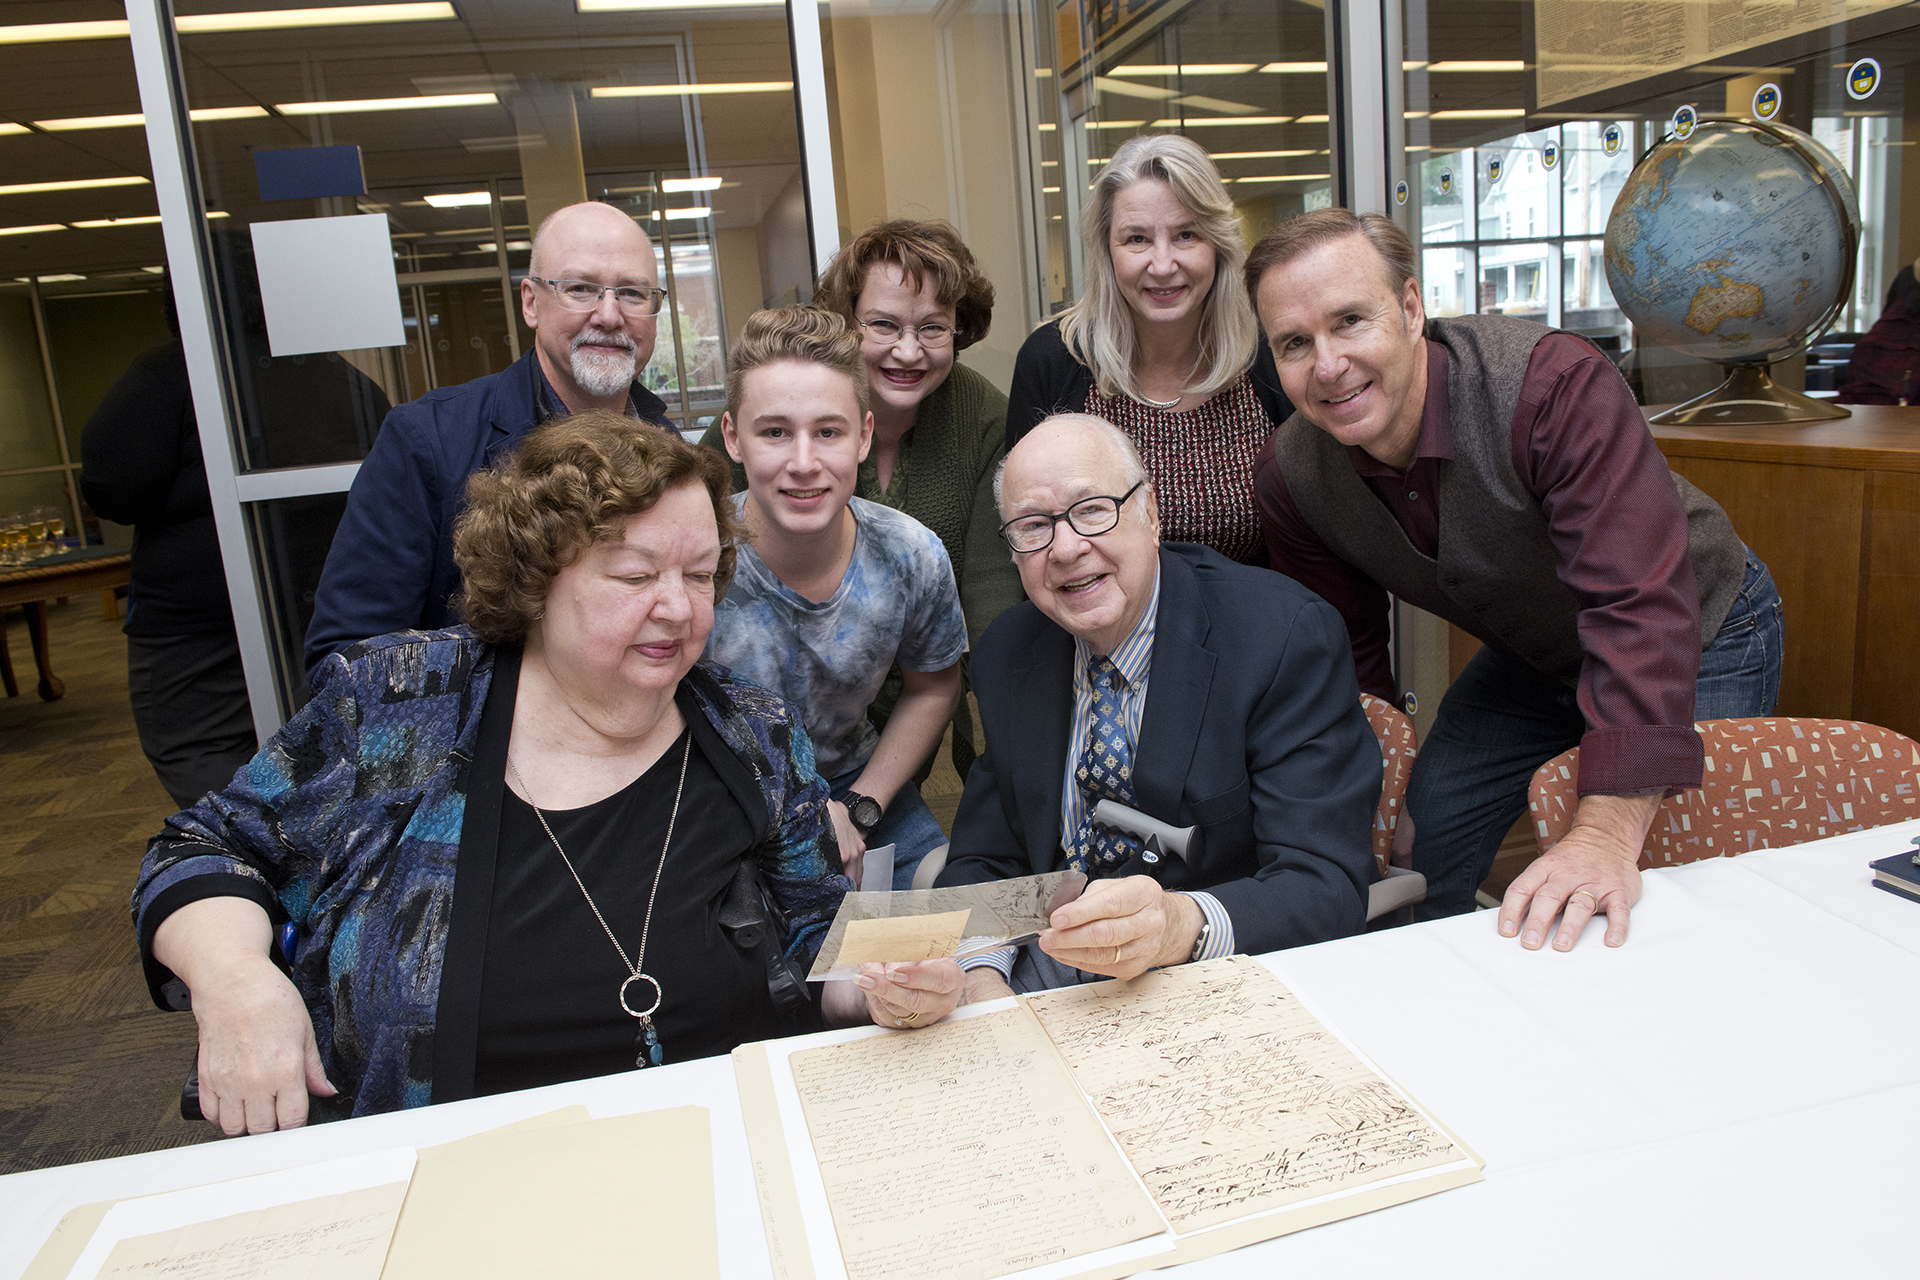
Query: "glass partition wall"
12 0 1919 731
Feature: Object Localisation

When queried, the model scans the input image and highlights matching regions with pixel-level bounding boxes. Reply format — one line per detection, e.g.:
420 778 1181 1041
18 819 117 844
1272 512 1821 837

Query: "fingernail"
857 975 874 989
1500 921 1517 936
1554 937 1572 951
1524 931 1540 946
887 966 905 982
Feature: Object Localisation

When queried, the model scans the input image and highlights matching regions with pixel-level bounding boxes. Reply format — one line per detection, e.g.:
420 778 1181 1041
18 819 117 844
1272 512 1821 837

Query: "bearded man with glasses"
913 411 1379 1006
306 201 674 675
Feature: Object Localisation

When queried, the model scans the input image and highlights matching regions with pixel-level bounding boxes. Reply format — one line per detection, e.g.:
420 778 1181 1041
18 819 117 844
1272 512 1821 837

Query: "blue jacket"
304 350 669 673
134 629 848 1118
940 544 1377 957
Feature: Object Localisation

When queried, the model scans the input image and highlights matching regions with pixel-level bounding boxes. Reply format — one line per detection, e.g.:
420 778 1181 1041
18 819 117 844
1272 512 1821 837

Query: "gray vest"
1270 314 1745 685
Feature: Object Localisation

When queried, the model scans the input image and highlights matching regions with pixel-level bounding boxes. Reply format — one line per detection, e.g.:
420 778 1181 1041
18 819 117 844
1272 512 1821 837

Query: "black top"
473 701 779 1096
79 342 234 637
1003 319 1294 452
81 339 392 636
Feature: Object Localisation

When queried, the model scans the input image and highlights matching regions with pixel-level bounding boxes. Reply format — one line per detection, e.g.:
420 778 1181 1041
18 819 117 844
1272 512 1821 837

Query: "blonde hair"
1057 134 1259 404
725 305 869 418
454 411 741 643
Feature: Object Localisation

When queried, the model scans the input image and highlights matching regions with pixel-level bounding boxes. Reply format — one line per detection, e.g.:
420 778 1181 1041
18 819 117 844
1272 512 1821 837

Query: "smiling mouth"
1058 573 1105 594
880 367 925 385
634 639 681 658
1324 383 1370 405
784 487 829 500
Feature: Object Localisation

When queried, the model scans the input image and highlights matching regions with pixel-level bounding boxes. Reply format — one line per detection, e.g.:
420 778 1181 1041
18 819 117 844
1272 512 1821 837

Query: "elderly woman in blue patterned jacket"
133 413 956 1134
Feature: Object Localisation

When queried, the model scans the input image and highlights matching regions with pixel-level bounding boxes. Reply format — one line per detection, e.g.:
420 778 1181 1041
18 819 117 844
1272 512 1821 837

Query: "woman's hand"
192 953 337 1134
152 897 336 1134
858 959 965 1029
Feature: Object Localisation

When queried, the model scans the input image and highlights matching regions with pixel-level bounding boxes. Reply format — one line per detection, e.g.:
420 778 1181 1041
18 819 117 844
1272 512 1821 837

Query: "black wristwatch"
843 791 884 836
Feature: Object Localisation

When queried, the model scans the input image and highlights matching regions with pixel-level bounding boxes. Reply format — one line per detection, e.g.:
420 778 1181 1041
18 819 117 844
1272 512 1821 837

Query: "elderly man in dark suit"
929 412 1379 1000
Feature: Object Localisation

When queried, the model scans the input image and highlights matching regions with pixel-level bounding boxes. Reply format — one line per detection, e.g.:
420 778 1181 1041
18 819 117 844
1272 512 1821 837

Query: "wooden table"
1650 403 1920 741
0 547 132 701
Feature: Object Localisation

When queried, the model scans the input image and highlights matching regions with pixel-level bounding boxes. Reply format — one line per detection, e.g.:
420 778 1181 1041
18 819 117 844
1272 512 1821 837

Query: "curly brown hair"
813 218 995 350
453 410 743 644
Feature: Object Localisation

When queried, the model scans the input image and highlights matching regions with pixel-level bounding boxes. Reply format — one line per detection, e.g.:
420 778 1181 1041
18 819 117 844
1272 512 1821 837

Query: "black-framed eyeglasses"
529 276 668 316
999 480 1146 553
857 317 956 348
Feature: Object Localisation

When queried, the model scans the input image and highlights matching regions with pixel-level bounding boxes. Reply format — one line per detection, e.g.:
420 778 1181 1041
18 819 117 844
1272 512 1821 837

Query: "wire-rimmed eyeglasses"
857 317 956 348
529 276 669 317
999 480 1146 553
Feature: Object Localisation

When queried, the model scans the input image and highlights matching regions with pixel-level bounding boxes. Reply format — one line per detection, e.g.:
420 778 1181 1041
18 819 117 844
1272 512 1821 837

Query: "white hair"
994 412 1152 520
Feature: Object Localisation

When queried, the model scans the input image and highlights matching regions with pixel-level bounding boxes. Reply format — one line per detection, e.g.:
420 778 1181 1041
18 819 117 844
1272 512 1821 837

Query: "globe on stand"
1604 117 1861 425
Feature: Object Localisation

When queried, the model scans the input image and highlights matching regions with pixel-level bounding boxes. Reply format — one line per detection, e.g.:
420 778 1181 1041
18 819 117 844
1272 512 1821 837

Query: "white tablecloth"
5 820 1916 1279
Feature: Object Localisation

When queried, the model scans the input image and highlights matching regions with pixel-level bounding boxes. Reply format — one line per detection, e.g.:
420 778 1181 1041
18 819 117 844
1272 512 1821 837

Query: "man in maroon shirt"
1246 209 1782 951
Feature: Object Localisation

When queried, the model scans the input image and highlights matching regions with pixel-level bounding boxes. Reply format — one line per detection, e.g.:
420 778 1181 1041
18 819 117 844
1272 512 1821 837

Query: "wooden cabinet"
1651 405 1920 741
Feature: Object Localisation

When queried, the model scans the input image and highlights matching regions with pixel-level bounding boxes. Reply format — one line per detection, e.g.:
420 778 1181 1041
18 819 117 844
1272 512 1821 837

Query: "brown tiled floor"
0 598 216 1175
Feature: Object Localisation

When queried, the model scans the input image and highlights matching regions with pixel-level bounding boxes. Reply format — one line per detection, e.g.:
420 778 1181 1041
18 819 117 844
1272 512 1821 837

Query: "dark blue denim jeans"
1408 550 1784 919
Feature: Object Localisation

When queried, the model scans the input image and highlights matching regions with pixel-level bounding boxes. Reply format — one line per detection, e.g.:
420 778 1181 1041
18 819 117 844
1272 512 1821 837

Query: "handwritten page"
789 1005 1163 1280
94 1182 406 1280
835 910 973 965
1027 955 1463 1234
67 1151 416 1280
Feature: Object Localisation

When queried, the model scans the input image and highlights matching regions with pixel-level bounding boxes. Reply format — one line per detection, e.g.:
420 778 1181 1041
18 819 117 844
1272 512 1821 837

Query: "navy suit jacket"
304 349 669 674
939 543 1378 955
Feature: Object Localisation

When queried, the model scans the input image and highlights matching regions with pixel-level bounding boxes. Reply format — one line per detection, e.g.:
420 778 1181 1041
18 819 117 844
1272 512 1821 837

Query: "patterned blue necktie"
1070 655 1139 874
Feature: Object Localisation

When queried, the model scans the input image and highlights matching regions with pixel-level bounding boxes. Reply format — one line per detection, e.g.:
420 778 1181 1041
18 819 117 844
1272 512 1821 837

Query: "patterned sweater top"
1084 372 1272 565
132 628 849 1118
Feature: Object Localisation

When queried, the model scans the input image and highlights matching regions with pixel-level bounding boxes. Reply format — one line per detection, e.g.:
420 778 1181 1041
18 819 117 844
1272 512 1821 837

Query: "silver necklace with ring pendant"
509 730 691 1069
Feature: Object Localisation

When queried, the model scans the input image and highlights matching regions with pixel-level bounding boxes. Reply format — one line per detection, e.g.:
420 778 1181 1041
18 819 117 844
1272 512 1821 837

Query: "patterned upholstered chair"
1360 693 1426 917
1528 717 1920 866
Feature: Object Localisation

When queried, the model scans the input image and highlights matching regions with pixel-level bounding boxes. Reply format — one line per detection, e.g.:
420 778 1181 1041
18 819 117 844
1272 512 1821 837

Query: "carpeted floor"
0 597 219 1175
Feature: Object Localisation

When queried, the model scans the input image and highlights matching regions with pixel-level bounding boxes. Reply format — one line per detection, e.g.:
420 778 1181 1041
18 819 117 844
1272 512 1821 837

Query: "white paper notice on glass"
250 213 407 357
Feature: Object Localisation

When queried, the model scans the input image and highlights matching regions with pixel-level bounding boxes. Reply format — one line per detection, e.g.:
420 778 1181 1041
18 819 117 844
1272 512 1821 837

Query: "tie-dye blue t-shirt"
707 495 968 778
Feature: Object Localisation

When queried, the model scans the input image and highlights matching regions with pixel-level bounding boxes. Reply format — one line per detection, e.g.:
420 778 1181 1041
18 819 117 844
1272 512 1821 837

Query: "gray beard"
571 337 638 398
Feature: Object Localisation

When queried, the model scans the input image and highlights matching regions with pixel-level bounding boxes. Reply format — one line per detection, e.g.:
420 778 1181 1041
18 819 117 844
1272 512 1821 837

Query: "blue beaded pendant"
637 1015 663 1069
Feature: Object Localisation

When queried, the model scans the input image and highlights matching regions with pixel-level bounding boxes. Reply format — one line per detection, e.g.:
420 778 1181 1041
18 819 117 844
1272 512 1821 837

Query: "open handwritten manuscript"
736 955 1483 1280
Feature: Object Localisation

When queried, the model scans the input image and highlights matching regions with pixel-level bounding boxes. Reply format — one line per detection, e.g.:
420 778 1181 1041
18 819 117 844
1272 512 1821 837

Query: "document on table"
740 955 1483 1280
808 871 1086 979
788 1004 1163 1280
64 1149 417 1280
1027 955 1466 1233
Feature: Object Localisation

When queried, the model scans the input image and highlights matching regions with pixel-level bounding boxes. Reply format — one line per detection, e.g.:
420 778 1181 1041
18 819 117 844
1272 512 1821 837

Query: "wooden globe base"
1649 361 1851 426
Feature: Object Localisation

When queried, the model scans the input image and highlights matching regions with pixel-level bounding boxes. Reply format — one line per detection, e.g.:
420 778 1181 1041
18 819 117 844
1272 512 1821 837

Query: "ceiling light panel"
0 223 65 236
1106 64 1258 76
590 82 792 97
0 3 454 44
276 93 498 115
0 123 29 136
661 177 723 192
34 107 269 131
0 176 151 196
424 191 492 207
1260 62 1328 73
72 215 164 227
578 0 776 8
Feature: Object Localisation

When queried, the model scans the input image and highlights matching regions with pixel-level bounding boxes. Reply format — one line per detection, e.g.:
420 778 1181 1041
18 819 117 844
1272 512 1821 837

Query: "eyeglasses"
1000 480 1146 553
529 276 668 316
857 317 956 348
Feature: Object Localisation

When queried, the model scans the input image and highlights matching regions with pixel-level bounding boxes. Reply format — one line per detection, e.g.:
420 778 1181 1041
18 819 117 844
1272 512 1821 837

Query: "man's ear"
521 276 540 330
720 412 745 464
856 410 875 462
1401 273 1426 339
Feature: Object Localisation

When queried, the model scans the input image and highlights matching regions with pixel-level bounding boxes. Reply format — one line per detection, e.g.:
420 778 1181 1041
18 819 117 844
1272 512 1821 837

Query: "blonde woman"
1005 134 1291 564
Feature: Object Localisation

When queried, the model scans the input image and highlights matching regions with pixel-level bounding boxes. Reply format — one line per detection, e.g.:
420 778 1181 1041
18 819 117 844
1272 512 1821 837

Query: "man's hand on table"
1038 876 1201 979
1500 792 1662 951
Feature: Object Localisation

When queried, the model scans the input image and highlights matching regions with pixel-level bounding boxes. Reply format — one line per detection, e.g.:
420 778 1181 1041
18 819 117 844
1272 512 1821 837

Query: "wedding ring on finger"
1570 889 1599 911
1112 945 1121 966
899 1010 921 1027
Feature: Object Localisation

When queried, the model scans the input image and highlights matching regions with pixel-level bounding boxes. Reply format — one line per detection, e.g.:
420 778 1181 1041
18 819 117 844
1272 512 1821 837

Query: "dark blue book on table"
1869 850 1920 903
